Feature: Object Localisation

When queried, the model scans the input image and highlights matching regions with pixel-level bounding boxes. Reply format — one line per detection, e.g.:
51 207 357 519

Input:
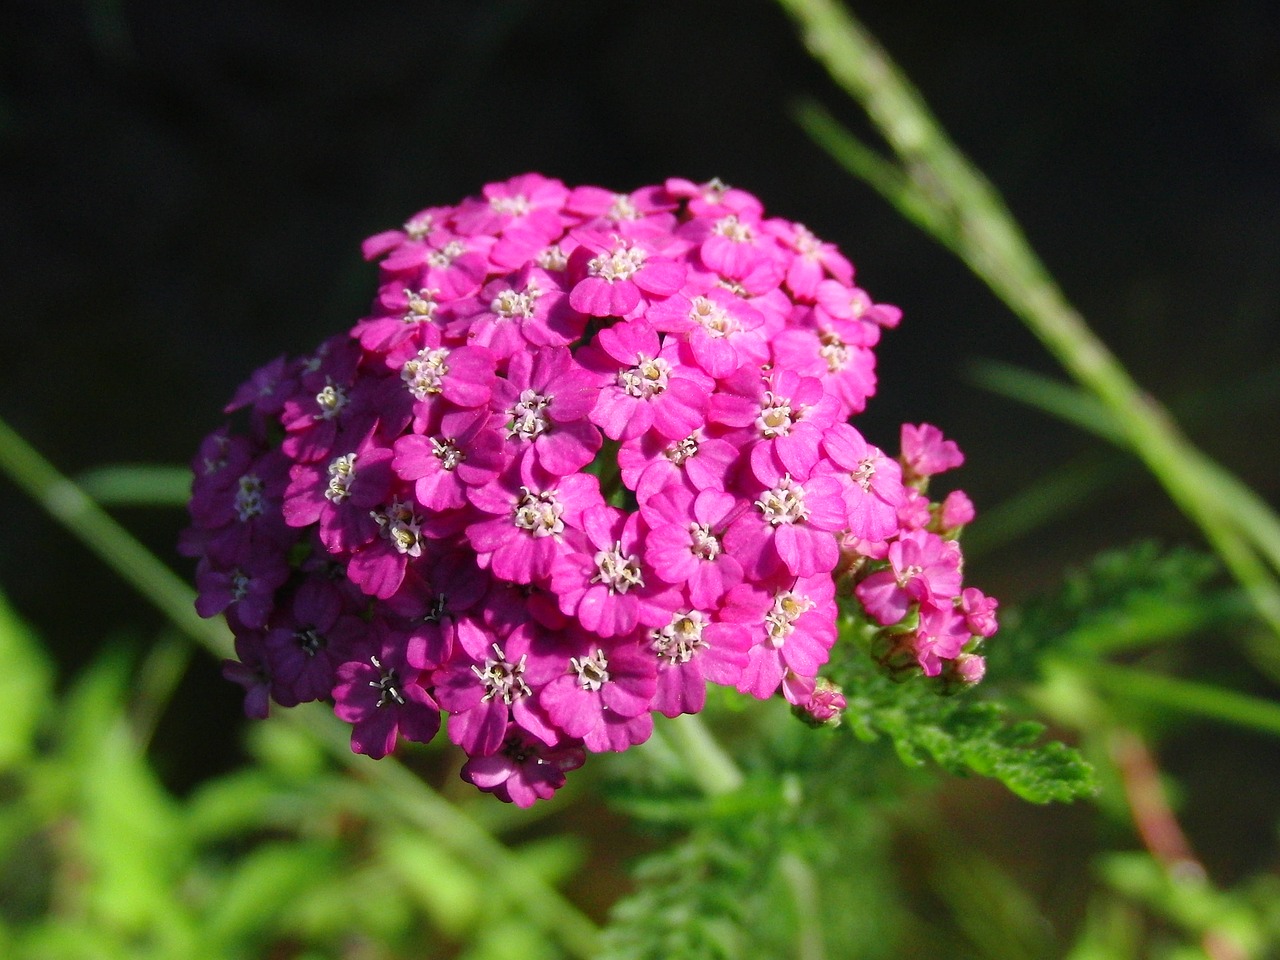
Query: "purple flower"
333 634 441 759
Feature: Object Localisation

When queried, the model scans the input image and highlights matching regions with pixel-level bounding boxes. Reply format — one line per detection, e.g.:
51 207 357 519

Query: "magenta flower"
900 422 965 482
724 459 847 581
649 606 752 717
187 174 999 804
461 727 586 807
491 345 602 477
641 486 745 607
855 529 964 626
466 471 603 585
566 233 686 318
583 321 713 441
539 633 658 753
332 633 441 759
819 422 906 543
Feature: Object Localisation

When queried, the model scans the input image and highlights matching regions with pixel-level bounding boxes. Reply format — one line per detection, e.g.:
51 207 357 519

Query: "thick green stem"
777 0 1280 639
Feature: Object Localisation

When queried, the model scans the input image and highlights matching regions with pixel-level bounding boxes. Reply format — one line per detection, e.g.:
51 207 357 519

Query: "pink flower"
649 606 751 717
333 634 441 759
641 486 744 607
460 727 586 807
582 321 713 441
855 529 964 626
466 471 603 585
566 233 686 318
900 423 965 482
491 345 602 477
539 634 658 753
187 174 1000 804
550 504 651 638
724 459 846 581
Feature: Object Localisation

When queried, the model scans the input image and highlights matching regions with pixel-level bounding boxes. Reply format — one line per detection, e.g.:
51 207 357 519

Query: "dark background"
2 0 1278 901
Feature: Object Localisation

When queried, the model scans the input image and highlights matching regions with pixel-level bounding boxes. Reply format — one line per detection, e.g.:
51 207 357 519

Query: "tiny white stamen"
652 610 708 664
665 434 700 466
426 240 466 268
587 245 646 283
617 355 671 399
368 655 406 707
513 487 564 538
471 643 531 704
507 389 551 441
325 453 358 503
712 214 753 243
431 436 465 471
373 500 424 557
756 475 809 526
756 391 794 438
314 380 348 421
765 591 813 648
688 523 721 561
570 648 611 691
402 347 450 400
591 541 645 594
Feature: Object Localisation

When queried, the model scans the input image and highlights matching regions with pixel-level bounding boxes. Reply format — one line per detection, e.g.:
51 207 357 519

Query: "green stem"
1079 661 1280 738
0 416 233 659
777 0 1280 640
779 850 827 960
663 713 744 796
0 412 602 958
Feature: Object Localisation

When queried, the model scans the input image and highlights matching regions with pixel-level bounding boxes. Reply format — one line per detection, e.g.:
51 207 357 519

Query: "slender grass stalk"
775 0 1280 640
0 412 603 958
1081 661 1280 738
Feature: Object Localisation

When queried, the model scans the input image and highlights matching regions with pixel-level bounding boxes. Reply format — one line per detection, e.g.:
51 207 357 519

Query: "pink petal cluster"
183 175 997 806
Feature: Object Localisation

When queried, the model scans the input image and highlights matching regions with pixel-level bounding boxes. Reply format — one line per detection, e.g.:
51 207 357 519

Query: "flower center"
665 434 700 466
295 627 325 657
234 474 264 521
652 610 708 664
765 591 813 648
608 193 640 221
897 563 923 588
591 541 645 593
851 457 876 491
368 655 406 707
712 213 754 243
490 193 530 216
513 487 564 538
427 240 466 268
471 643 531 704
373 500 424 556
431 437 465 471
689 295 737 338
403 288 439 323
688 523 721 560
491 286 539 320
325 453 358 503
403 212 434 241
819 330 850 372
756 391 794 438
507 389 551 441
230 569 250 601
314 380 348 421
402 347 450 400
537 245 568 271
587 245 646 283
756 475 809 526
570 648 611 691
617 355 670 399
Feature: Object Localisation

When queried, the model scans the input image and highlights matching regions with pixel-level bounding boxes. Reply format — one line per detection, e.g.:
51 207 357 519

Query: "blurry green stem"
776 0 1280 639
0 413 601 958
0 416 233 659
664 712 744 796
780 850 827 960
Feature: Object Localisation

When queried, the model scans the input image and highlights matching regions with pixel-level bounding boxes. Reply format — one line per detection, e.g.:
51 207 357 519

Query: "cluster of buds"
182 175 997 805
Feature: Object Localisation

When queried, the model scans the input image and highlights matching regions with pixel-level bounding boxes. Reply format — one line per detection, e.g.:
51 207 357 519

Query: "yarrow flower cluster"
183 174 998 806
